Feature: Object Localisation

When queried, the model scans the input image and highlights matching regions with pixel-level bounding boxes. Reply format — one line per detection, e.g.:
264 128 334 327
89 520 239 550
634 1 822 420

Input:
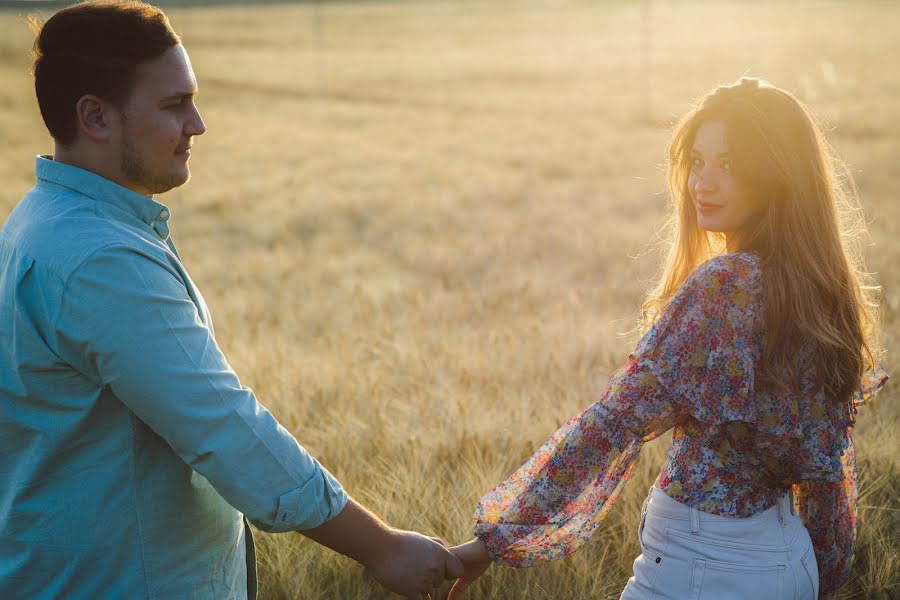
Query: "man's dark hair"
31 0 180 145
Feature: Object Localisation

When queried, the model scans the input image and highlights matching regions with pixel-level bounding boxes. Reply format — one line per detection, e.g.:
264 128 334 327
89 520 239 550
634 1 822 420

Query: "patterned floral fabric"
474 252 889 596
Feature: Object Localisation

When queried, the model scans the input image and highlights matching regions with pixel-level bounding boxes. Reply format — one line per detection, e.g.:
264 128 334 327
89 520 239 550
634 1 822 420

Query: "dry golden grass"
1 1 897 598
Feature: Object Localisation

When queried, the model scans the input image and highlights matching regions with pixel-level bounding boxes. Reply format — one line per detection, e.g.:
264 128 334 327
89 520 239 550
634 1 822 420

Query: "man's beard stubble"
120 135 189 196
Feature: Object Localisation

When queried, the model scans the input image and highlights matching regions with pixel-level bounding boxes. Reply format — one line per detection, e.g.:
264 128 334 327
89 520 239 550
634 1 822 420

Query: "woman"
448 77 889 599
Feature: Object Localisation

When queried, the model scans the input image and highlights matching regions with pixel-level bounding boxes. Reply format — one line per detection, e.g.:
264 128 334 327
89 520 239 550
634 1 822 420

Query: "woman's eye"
691 157 703 168
721 160 732 172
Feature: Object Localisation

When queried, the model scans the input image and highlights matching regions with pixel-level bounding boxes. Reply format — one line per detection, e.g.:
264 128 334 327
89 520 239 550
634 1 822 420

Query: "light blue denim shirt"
0 156 348 599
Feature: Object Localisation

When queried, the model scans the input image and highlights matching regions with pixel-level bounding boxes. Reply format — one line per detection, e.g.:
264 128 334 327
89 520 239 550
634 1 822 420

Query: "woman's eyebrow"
690 149 730 158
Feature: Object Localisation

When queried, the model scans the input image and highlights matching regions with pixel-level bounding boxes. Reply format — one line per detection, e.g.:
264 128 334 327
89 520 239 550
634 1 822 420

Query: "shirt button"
159 209 170 220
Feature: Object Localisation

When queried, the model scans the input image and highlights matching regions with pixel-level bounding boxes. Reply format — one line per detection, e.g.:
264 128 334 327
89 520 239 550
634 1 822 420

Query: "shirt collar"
34 154 172 240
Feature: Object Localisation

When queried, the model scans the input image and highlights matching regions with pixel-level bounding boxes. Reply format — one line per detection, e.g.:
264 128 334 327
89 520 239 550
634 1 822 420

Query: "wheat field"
1 1 897 598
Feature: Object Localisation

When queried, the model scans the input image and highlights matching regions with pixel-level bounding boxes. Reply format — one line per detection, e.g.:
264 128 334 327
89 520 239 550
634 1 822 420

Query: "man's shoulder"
2 183 168 282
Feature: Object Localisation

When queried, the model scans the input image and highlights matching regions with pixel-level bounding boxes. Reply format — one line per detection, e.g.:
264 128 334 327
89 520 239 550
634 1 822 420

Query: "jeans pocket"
689 558 785 600
799 545 819 600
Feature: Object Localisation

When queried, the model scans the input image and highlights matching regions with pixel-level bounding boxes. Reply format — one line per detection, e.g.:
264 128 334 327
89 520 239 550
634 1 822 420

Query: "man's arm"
52 244 461 597
53 244 345 531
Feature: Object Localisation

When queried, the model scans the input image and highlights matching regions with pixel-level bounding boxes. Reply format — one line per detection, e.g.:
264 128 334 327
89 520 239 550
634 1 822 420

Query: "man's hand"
300 498 463 599
447 538 492 599
364 531 464 599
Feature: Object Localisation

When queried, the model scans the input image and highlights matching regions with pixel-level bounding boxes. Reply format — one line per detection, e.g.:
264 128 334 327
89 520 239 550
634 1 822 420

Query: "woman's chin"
697 222 725 233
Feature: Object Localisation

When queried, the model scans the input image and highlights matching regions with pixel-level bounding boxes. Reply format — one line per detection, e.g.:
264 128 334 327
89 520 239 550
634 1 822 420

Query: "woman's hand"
447 538 492 599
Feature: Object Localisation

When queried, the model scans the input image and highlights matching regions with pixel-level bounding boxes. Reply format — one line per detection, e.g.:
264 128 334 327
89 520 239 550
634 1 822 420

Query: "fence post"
640 0 651 120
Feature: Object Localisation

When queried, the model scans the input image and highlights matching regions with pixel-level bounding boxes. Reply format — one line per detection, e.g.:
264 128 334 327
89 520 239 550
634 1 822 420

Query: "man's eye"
721 160 732 172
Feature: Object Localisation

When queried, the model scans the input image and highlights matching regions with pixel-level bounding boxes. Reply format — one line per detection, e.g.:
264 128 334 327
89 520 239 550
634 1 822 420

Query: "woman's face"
688 120 764 251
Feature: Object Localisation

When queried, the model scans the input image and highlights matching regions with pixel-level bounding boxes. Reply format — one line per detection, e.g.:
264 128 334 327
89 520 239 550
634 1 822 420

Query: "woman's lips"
698 201 721 213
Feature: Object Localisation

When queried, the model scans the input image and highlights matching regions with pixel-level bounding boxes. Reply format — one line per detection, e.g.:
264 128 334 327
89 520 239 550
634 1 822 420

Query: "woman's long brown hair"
640 77 883 413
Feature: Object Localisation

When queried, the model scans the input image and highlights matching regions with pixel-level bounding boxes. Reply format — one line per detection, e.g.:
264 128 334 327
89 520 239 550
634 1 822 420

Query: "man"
0 2 462 598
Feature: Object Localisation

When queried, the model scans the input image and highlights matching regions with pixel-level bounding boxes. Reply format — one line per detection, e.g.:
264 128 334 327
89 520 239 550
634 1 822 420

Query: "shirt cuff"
261 464 349 533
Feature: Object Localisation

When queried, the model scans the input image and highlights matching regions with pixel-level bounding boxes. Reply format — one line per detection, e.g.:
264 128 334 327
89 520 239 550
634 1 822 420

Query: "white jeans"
620 486 819 600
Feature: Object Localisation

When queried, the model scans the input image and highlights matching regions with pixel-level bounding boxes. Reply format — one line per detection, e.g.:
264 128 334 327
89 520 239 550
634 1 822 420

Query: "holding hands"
364 529 465 600
301 497 497 599
372 534 492 599
300 498 464 599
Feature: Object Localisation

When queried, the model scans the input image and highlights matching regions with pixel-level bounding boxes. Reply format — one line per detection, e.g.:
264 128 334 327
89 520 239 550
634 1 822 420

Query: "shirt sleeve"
52 244 348 533
473 254 758 567
792 431 858 597
474 353 677 566
630 254 766 430
791 359 889 596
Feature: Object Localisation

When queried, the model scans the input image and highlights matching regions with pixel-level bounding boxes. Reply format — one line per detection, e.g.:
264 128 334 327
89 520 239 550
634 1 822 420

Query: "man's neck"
52 145 150 197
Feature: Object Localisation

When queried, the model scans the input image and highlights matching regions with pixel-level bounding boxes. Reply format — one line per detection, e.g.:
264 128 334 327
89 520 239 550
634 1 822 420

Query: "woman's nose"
693 167 717 192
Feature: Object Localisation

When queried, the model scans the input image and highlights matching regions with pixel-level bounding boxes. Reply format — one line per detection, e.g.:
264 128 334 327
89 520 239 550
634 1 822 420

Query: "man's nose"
186 103 207 137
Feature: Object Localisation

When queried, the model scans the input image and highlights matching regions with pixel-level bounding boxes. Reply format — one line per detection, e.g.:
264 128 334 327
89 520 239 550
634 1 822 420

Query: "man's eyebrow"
160 91 197 103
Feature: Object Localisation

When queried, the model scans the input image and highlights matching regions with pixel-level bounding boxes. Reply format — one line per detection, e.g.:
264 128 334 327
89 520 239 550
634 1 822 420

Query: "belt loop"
690 505 700 534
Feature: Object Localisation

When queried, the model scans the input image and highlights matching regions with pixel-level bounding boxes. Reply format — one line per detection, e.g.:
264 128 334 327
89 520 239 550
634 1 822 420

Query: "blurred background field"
1 0 897 598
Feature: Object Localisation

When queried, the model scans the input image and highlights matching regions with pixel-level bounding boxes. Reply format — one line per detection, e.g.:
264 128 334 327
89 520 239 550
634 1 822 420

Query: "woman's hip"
621 486 819 600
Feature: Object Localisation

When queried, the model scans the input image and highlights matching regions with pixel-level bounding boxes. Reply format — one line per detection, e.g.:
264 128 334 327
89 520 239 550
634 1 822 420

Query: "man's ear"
74 94 117 143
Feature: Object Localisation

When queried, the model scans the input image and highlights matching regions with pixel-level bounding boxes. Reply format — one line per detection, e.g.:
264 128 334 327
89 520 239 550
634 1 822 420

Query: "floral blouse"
474 252 889 596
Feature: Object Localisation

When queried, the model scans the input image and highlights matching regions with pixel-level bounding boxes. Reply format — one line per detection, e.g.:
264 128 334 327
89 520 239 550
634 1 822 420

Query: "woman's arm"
452 256 762 594
467 257 758 570
473 353 677 567
445 354 676 597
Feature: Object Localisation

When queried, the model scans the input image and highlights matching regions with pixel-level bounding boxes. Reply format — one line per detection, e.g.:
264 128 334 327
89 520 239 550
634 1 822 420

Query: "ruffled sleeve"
631 253 777 430
792 359 889 596
793 434 859 597
851 359 889 411
473 353 677 566
473 254 759 566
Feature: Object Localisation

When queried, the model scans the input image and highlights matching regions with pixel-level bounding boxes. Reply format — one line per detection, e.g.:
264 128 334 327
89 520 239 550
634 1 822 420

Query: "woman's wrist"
455 537 491 563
